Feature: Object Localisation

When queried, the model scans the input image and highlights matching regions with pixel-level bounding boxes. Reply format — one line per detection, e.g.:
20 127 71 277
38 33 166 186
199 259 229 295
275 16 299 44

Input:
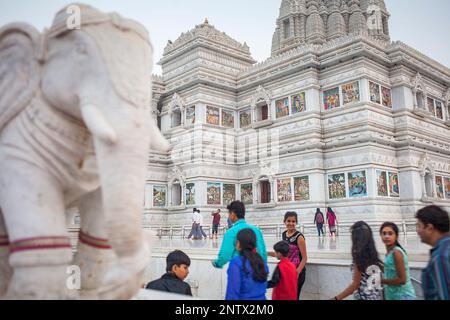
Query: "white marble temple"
144 0 450 229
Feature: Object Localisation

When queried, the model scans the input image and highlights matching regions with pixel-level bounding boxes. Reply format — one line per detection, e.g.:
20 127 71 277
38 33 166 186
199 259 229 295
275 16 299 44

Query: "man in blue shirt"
212 201 267 269
416 205 450 300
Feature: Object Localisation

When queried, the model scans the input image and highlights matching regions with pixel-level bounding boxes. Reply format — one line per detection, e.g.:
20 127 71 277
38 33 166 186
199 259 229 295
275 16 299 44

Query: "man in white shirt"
197 210 207 239
187 208 200 239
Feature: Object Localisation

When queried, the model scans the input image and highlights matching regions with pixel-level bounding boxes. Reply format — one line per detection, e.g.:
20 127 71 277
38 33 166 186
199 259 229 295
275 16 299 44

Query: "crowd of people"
146 202 450 301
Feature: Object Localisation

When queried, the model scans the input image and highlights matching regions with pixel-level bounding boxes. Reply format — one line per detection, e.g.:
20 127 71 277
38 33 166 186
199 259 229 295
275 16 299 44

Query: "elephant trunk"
83 103 151 260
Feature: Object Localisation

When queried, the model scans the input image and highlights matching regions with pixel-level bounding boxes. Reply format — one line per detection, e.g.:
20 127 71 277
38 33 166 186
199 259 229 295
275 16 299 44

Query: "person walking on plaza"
415 205 450 300
212 201 267 269
197 209 208 239
327 207 338 238
332 221 383 300
268 211 307 300
211 209 221 239
225 228 269 300
268 241 298 300
187 208 200 240
314 208 325 237
379 222 416 300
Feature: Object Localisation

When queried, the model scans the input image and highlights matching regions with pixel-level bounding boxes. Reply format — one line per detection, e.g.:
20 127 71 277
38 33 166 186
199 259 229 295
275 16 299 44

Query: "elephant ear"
0 23 42 132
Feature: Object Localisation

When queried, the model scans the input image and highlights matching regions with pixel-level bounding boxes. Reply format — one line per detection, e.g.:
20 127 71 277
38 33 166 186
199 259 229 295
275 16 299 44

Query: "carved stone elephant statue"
0 4 169 299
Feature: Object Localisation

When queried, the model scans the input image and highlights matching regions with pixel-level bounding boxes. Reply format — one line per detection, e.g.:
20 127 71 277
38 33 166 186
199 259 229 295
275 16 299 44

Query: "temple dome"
327 11 346 40
271 0 390 56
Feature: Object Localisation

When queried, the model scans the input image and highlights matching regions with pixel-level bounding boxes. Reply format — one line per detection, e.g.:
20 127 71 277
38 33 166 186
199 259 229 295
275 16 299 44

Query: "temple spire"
271 0 390 56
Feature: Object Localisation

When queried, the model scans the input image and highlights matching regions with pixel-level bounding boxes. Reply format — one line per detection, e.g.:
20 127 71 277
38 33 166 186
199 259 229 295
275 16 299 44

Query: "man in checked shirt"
416 205 450 300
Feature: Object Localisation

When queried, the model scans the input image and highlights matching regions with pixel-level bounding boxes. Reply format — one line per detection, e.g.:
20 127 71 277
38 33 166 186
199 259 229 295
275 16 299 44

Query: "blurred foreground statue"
0 3 170 299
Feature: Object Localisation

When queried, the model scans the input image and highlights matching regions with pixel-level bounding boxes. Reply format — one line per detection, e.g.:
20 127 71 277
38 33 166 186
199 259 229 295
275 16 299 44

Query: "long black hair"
351 221 383 273
237 228 268 282
379 222 406 254
327 207 336 217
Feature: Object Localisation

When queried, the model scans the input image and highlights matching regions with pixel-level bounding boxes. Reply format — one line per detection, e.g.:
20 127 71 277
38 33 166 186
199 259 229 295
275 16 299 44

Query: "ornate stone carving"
411 72 432 117
163 19 251 56
0 4 171 300
251 85 272 107
418 153 437 202
167 93 185 115
444 87 450 125
167 166 186 209
271 0 389 55
251 161 278 206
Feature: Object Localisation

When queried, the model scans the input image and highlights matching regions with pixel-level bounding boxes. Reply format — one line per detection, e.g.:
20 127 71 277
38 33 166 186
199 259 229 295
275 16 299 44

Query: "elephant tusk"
81 104 118 145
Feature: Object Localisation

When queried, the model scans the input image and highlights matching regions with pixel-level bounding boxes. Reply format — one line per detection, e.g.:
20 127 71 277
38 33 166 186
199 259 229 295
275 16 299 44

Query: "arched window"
256 100 269 122
416 92 425 109
171 180 182 206
283 19 291 39
171 108 182 128
251 86 272 127
424 169 434 198
257 176 272 204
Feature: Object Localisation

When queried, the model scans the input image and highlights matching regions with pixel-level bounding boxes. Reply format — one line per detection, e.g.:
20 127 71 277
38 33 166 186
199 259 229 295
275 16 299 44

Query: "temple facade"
144 0 450 227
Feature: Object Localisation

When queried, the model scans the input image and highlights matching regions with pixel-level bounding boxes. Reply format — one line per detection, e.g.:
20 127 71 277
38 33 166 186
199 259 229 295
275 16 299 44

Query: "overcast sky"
1 0 449 74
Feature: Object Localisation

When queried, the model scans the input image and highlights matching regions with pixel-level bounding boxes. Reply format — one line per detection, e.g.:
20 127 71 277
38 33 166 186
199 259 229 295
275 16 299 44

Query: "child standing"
225 228 269 300
380 222 416 300
332 221 384 300
283 212 307 299
268 241 298 300
269 212 307 299
146 250 193 296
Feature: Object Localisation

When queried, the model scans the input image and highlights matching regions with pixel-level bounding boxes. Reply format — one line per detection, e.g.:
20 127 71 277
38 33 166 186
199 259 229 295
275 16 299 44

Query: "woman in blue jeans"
314 208 325 237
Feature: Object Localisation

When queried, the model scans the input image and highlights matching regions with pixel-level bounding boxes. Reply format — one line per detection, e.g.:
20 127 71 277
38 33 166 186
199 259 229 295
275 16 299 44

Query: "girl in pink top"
327 207 338 237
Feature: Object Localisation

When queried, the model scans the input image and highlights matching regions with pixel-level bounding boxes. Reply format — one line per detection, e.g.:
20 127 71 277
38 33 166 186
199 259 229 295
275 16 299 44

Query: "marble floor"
152 234 430 262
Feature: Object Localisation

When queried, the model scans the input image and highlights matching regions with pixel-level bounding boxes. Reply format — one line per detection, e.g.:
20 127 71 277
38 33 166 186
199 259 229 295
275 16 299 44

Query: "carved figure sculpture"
0 4 169 299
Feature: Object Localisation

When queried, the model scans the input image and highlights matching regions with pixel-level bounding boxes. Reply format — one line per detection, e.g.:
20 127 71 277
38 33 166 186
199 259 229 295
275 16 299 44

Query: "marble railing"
141 220 418 239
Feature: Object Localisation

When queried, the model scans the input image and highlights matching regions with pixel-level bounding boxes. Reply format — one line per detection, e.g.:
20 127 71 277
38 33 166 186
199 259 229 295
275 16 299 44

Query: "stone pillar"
270 179 275 203
360 78 369 103
197 103 207 124
161 111 172 134
181 184 185 206
144 184 152 210
168 182 173 207
309 172 326 203
305 85 321 112
367 169 376 198
392 86 414 111
299 14 306 42
290 16 295 39
399 170 423 200
253 181 257 205
197 181 207 206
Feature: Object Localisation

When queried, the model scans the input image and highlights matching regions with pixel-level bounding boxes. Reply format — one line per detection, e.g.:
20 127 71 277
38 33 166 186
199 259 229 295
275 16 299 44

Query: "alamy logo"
364 265 382 295
66 265 81 290
66 5 81 30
